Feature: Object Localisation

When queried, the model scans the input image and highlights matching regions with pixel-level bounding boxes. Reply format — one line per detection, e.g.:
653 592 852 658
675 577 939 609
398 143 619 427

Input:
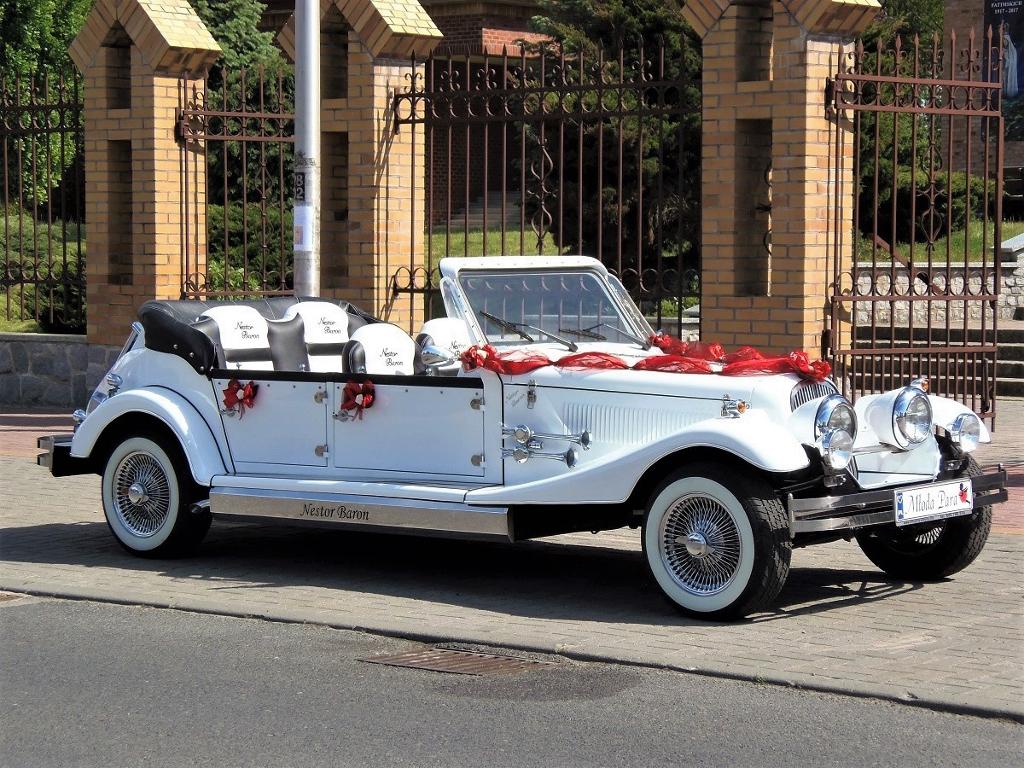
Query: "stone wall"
0 335 120 409
853 259 1024 325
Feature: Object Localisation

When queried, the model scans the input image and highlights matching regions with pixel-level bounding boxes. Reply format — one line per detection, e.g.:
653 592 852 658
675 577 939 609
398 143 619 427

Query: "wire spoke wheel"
660 494 743 596
112 451 172 537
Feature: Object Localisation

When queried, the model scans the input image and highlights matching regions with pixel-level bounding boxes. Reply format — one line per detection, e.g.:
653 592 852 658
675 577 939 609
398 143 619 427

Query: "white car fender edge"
465 410 810 506
70 387 228 485
928 394 992 443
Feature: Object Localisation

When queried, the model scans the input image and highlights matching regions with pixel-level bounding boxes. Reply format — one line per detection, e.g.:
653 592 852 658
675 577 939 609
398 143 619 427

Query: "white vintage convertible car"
38 256 1008 619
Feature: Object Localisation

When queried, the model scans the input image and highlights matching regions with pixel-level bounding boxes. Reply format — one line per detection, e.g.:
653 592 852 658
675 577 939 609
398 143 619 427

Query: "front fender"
70 387 229 485
466 410 810 505
929 395 992 443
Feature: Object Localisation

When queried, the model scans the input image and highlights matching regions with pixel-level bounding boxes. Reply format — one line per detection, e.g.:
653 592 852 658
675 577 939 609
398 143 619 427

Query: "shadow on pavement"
0 518 927 626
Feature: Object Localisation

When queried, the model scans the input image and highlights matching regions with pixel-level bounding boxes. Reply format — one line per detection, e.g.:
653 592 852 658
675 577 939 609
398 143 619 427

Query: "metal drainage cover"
361 648 554 676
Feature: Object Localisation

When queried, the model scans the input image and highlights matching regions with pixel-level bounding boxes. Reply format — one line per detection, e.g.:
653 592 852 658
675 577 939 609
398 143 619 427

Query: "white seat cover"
349 323 417 375
418 317 472 358
200 306 274 370
283 302 351 372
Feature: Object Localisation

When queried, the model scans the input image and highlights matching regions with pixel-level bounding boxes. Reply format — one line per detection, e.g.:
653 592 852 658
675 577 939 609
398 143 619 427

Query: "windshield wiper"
559 326 606 341
583 321 651 349
479 311 578 351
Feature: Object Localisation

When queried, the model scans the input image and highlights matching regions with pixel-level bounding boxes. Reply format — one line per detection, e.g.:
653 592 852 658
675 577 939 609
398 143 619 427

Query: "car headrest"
267 314 309 371
283 301 351 372
415 317 473 359
200 305 274 370
344 323 418 375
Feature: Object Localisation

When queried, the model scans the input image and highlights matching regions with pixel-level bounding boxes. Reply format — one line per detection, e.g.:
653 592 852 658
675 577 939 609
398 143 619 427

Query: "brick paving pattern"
1 414 1022 717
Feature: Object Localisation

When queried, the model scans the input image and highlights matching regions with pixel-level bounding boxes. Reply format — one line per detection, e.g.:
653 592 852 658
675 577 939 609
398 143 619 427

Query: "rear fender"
70 387 229 485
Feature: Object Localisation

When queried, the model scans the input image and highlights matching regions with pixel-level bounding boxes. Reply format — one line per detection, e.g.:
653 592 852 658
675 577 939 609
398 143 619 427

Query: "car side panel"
466 410 810 505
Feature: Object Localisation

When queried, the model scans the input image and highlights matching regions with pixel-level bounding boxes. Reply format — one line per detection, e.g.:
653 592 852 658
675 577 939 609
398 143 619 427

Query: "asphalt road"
0 596 1020 768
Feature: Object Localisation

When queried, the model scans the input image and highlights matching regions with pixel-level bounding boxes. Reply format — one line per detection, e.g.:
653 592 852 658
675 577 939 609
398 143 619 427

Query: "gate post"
279 0 442 327
682 0 878 355
69 0 220 347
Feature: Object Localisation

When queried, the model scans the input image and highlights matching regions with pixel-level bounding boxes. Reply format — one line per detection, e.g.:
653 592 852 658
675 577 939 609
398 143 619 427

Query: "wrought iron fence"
1 73 85 331
828 29 1003 422
177 67 295 298
391 41 702 329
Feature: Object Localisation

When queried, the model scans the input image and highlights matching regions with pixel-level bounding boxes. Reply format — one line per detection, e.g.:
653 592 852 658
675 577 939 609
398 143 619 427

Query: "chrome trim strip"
209 487 511 542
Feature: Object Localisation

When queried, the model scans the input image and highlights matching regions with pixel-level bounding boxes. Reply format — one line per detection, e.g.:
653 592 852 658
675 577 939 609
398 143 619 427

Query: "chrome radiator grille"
790 380 839 410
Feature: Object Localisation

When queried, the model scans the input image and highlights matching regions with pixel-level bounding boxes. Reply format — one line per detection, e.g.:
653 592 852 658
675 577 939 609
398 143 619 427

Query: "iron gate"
391 42 701 329
1 73 85 331
827 30 1003 423
176 68 295 298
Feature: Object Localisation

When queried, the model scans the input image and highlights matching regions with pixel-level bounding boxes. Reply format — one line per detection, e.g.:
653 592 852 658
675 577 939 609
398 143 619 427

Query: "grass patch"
427 226 563 265
0 313 43 333
857 219 1024 264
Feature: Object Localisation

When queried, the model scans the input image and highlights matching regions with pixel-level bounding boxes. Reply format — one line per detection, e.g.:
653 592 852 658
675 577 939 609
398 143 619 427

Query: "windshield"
457 270 644 347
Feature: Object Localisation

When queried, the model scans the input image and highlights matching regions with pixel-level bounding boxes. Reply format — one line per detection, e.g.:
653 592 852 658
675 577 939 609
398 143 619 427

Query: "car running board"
208 487 511 542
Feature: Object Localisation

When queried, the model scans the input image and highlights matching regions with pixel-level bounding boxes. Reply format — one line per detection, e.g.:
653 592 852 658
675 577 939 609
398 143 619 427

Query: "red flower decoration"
341 380 375 419
222 379 259 418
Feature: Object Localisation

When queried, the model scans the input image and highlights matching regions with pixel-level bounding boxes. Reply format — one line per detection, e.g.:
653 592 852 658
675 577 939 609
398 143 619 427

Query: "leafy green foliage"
0 0 91 78
206 203 292 292
525 1 701 274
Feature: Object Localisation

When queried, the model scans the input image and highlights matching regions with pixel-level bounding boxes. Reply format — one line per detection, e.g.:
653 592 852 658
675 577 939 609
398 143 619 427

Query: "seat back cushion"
200 306 274 370
344 323 418 375
283 301 351 372
415 317 473 359
267 314 309 371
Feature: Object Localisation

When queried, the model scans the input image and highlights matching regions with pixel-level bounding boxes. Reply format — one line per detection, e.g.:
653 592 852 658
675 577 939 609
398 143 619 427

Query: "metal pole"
293 0 321 296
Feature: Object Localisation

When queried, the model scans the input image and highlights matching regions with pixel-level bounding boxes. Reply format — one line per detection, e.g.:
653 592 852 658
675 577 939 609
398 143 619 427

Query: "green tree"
527 0 702 312
0 0 91 79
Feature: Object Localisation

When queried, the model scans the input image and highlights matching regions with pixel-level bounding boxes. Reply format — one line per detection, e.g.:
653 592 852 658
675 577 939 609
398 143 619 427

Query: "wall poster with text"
987 0 1024 140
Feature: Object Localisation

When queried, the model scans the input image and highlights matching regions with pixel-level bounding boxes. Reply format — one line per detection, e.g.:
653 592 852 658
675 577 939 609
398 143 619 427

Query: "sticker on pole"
894 479 973 527
294 204 313 250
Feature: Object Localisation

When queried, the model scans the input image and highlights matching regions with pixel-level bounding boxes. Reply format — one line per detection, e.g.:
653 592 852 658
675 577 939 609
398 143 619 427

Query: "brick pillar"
684 0 877 355
279 0 441 329
69 0 220 347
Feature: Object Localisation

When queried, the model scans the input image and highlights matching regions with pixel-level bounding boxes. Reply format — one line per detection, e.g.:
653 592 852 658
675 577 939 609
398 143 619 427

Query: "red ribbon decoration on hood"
341 380 375 418
222 379 259 418
721 350 831 382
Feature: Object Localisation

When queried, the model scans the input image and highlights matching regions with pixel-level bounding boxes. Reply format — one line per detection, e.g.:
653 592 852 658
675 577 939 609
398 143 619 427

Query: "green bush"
206 203 293 293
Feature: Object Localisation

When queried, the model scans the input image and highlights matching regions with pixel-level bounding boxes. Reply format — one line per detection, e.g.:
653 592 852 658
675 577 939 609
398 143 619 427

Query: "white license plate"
894 479 974 527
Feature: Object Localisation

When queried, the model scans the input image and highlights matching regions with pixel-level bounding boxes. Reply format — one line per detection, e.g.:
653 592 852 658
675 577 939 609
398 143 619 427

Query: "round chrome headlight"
817 428 854 471
815 394 857 440
950 412 981 453
893 387 932 447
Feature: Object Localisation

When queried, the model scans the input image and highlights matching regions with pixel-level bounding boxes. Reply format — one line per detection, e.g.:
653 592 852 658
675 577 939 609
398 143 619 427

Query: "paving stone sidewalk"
1 454 1021 720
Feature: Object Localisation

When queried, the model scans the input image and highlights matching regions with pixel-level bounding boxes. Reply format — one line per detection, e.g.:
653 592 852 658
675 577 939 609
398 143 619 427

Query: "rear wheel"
101 434 210 557
855 455 991 580
642 463 791 620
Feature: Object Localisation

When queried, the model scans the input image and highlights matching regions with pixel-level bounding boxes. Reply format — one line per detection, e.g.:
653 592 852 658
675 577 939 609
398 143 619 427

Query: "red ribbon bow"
222 379 258 418
341 380 375 419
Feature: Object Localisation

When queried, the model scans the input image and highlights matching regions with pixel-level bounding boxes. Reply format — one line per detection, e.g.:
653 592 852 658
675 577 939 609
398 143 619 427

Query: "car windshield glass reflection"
458 271 639 347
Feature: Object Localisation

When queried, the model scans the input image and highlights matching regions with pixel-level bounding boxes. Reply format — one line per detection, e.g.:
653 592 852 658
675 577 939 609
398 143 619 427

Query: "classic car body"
38 256 1008 619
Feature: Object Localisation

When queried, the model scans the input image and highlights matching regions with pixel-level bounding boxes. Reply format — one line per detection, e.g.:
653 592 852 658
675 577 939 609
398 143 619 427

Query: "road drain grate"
361 648 554 676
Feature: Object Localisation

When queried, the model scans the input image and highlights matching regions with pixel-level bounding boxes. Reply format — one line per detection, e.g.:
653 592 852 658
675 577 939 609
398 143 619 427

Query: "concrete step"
855 326 1021 345
997 360 1024 379
1000 343 1024 362
997 378 1024 396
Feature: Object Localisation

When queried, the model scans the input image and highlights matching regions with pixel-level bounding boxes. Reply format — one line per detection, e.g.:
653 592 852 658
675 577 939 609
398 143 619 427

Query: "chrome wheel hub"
127 482 149 506
112 451 171 538
661 494 743 596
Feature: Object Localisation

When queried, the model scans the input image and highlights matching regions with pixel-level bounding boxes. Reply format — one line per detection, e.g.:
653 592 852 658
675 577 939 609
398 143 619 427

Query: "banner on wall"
987 0 1024 139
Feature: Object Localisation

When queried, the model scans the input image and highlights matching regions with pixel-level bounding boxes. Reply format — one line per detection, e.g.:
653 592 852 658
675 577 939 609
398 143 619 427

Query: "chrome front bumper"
786 466 1008 535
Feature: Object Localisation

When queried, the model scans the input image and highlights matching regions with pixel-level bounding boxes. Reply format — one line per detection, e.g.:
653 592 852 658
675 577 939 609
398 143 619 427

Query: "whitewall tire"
101 434 209 557
643 463 791 620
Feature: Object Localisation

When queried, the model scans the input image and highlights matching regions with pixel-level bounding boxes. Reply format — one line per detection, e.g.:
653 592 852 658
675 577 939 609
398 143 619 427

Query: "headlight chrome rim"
893 387 933 448
817 428 854 471
950 412 981 453
814 394 858 441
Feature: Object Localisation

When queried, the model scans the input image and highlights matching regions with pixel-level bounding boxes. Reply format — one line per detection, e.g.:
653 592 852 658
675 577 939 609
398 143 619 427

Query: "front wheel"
855 456 991 580
642 463 791 620
101 434 210 557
